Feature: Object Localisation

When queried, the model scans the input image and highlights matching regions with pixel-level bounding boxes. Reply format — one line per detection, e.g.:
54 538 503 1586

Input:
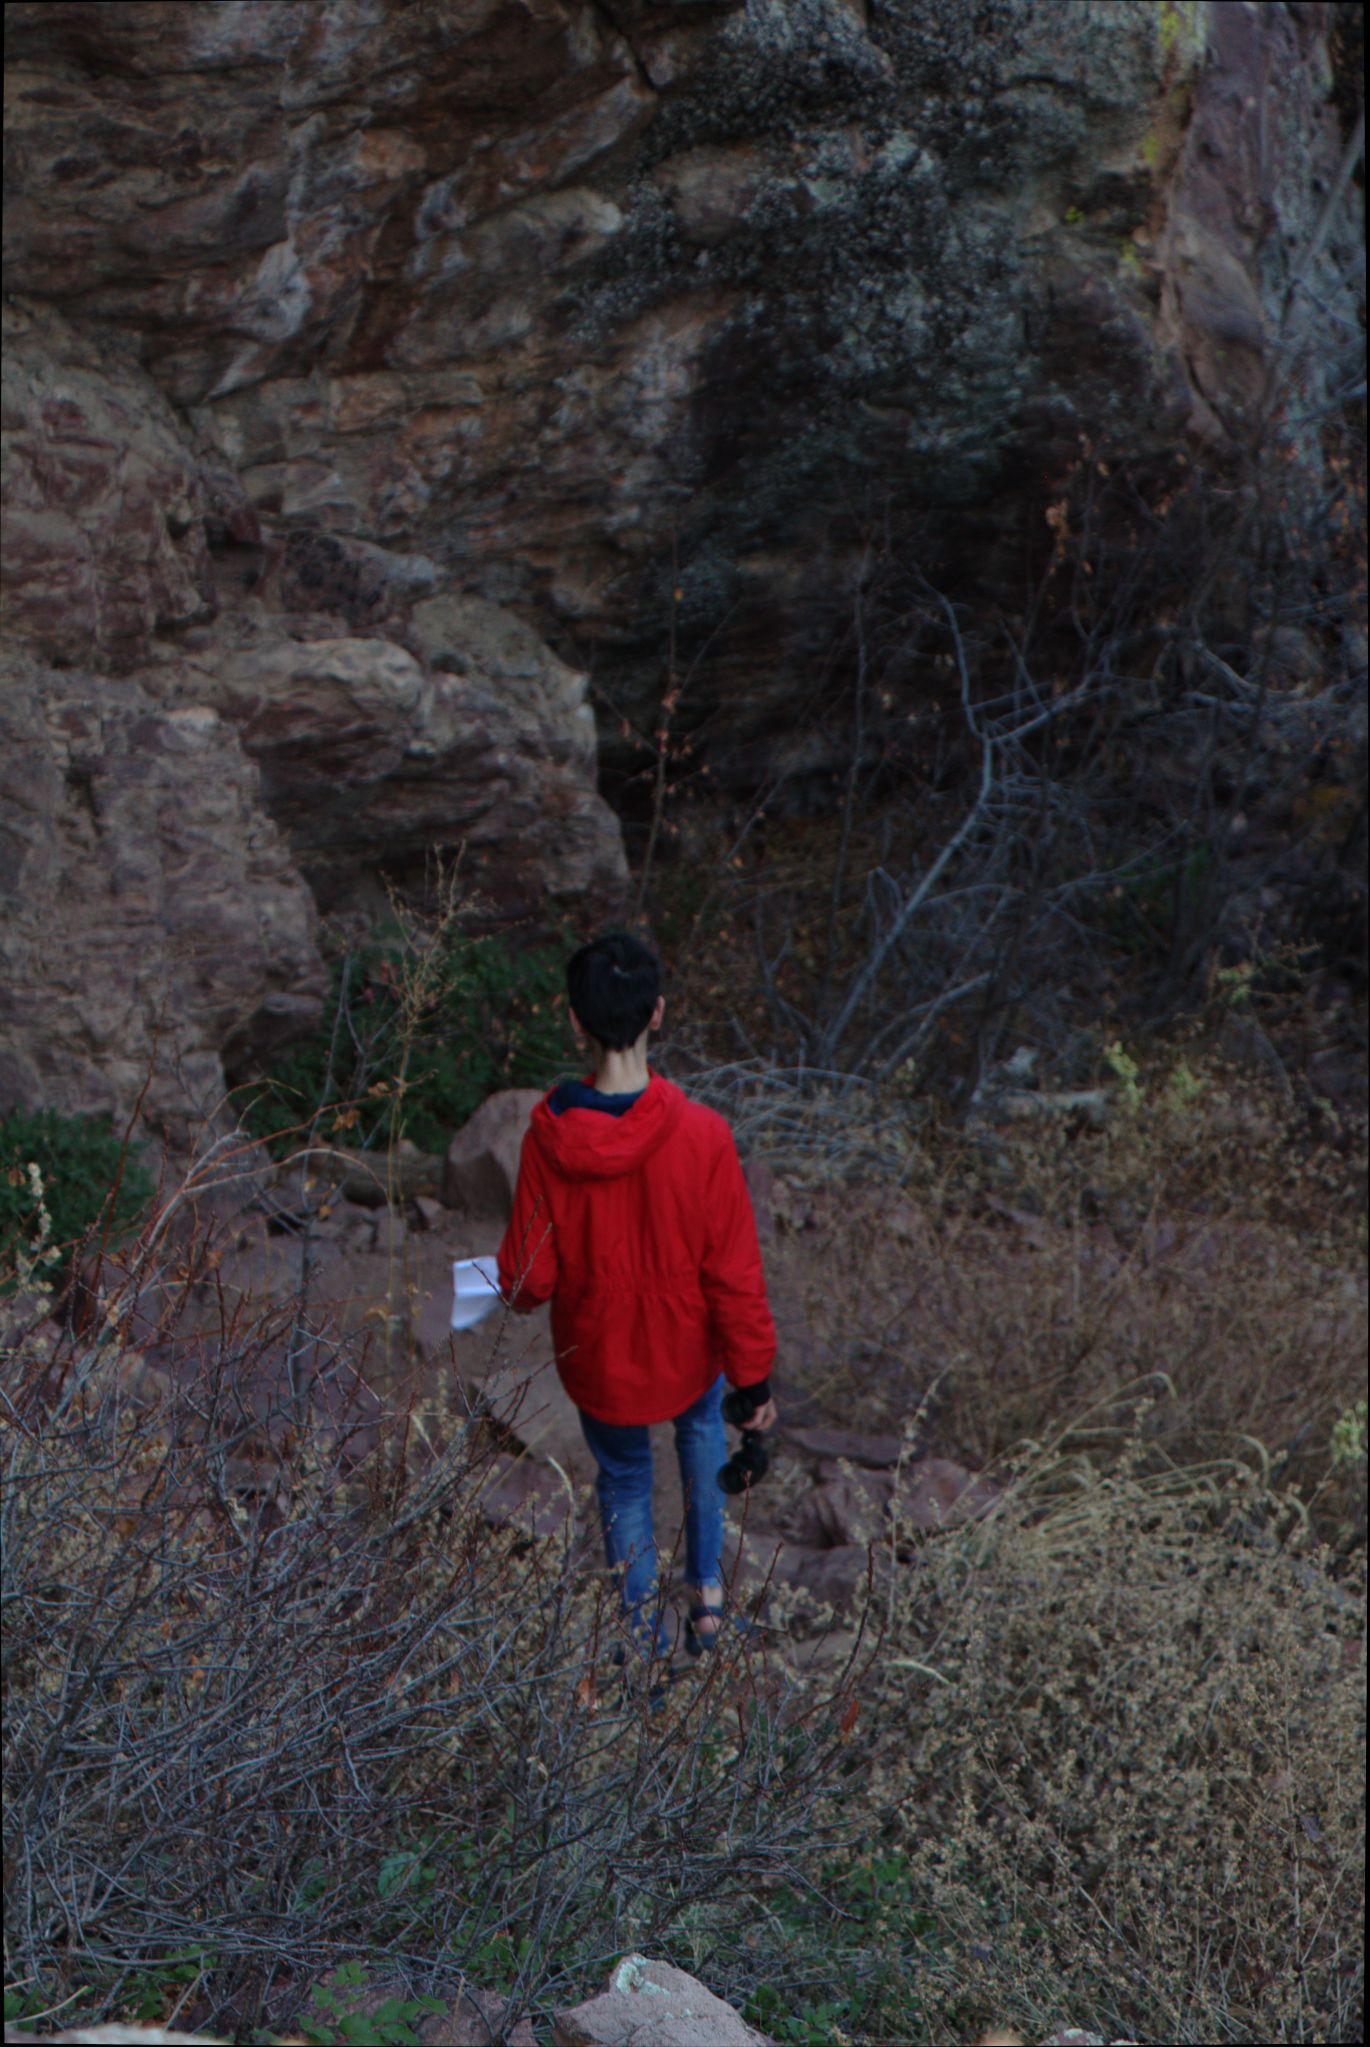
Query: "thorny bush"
0 1169 863 2040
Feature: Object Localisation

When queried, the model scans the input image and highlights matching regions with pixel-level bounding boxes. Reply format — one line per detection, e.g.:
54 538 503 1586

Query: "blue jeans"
579 1375 727 1656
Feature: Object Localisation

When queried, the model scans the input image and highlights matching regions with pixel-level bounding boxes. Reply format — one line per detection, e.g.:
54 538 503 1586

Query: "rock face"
7 4 1360 675
1 0 1361 1128
0 649 322 1143
0 301 626 1134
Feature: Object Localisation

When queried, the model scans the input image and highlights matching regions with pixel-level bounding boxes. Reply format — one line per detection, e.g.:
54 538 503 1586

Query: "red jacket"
496 1073 775 1424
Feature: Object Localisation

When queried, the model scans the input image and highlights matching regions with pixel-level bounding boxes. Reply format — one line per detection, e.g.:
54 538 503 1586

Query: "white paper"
450 1254 502 1331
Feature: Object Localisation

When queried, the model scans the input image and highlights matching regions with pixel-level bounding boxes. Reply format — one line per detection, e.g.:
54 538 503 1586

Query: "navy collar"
547 1077 647 1118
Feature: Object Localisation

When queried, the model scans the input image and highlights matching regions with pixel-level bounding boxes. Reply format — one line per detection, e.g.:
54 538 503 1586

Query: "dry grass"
872 1429 1366 2045
664 1044 1366 2044
747 1046 1366 1550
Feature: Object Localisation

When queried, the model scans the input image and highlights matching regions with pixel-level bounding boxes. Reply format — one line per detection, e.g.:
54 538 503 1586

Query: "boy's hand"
748 1397 778 1432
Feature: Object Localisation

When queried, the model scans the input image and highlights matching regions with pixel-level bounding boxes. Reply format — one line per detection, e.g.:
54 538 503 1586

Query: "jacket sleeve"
497 1133 559 1307
699 1130 776 1389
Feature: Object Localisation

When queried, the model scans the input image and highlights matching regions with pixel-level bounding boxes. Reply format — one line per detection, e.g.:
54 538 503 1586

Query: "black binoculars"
718 1385 771 1495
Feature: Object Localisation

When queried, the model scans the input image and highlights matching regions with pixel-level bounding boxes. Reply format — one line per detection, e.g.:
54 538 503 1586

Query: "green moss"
1157 0 1206 70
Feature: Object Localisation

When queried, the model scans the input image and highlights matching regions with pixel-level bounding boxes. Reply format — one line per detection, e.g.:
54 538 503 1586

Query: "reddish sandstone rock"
443 1088 544 1215
799 1468 894 1548
895 1456 1001 1535
5 0 1352 756
778 1542 874 1616
0 302 215 671
784 1424 907 1468
553 1954 774 2047
0 654 323 1141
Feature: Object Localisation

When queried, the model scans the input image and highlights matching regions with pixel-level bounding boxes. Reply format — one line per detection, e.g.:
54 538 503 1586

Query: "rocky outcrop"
6 2 1359 749
0 299 626 1132
139 603 619 909
0 303 215 670
1 1 1362 1130
0 649 322 1143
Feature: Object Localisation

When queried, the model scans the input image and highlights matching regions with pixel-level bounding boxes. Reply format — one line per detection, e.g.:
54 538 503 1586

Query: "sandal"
684 1600 756 1656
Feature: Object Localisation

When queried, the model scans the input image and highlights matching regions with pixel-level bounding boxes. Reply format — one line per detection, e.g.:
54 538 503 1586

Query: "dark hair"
566 932 661 1050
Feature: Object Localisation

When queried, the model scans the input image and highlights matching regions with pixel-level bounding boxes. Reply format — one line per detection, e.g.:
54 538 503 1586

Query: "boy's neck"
590 1042 651 1095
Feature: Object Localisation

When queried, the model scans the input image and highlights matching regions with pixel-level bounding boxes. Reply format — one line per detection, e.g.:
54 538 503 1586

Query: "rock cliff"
1 0 1362 1131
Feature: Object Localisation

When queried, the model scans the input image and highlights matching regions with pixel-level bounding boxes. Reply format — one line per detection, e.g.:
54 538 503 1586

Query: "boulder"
443 1089 544 1215
896 1457 1001 1534
154 605 623 905
797 1454 998 1551
800 1469 894 1548
309 1141 443 1209
553 1954 773 2047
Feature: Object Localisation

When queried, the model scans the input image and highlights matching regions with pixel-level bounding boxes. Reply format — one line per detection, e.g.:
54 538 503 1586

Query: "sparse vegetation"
725 1422 1364 2046
233 918 577 1160
4 1022 1363 2043
0 1107 153 1297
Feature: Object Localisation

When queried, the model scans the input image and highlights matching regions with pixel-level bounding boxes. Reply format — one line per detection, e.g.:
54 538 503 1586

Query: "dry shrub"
871 1432 1367 2045
0 1196 856 2038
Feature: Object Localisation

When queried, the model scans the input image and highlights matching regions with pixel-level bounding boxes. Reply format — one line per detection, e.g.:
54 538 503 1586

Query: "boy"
497 931 777 1658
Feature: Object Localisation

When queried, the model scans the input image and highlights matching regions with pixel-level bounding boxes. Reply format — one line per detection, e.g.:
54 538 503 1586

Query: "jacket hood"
529 1071 687 1181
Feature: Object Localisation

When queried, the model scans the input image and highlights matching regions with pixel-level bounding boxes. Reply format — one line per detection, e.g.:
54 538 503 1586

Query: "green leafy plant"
1100 1038 1142 1110
1331 1398 1367 1467
302 1961 445 2046
734 1851 938 2043
4 1984 64 2030
0 1108 152 1294
1164 1057 1204 1110
236 925 577 1158
122 1950 212 2025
